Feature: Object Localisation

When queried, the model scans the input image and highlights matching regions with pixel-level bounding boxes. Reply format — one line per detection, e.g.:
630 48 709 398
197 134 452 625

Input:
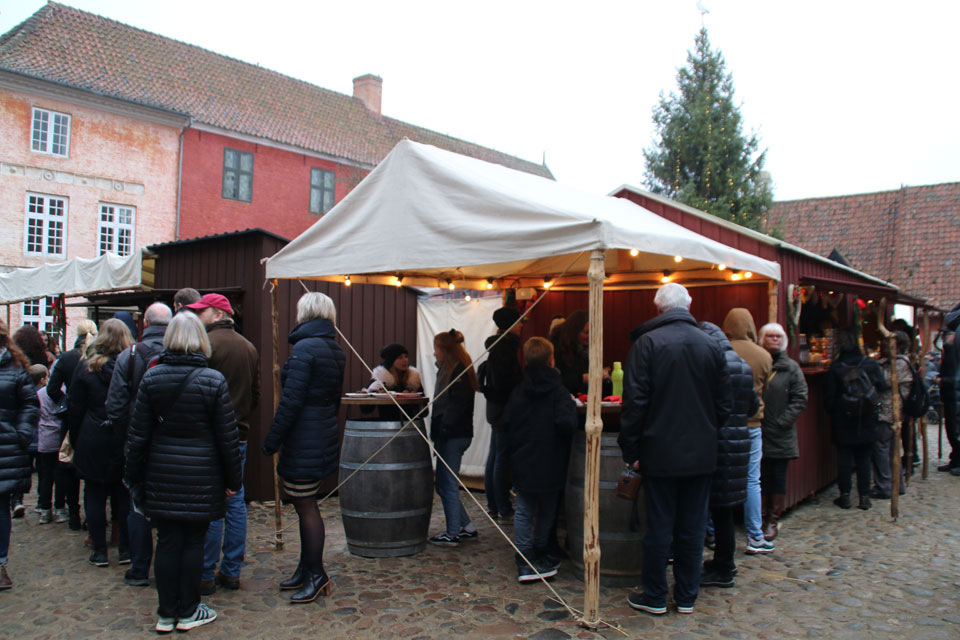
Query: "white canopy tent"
0 250 147 305
264 139 780 627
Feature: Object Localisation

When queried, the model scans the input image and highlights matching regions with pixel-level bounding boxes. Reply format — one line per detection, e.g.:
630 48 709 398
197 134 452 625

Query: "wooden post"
580 250 605 630
270 279 284 550
921 309 929 479
877 302 901 519
59 293 67 352
768 280 779 325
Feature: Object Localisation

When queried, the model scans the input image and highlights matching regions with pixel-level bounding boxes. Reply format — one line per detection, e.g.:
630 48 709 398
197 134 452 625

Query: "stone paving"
2 426 960 639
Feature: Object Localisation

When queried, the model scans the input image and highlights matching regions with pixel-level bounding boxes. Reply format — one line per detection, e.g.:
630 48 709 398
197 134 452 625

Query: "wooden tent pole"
878 301 901 519
270 279 284 550
580 250 605 629
921 309 930 479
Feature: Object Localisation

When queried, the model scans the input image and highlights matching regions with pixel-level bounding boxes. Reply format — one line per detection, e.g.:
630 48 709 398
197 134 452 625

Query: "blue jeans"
641 474 712 607
127 498 153 579
434 437 472 537
744 427 763 540
514 490 557 555
484 427 512 516
202 441 247 580
0 493 10 564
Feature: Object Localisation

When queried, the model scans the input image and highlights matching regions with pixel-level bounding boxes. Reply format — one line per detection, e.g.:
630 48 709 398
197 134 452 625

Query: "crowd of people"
0 281 954 630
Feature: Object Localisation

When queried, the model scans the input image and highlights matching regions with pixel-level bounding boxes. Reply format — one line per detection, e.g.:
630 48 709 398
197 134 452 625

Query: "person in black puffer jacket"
825 328 885 510
262 292 344 604
699 322 756 588
125 311 242 633
68 319 133 567
937 302 960 473
0 321 40 590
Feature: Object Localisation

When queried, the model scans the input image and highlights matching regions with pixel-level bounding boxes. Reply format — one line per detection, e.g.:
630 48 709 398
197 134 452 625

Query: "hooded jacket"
700 323 756 508
939 303 960 426
483 330 523 425
762 350 808 458
0 349 40 494
125 351 242 522
68 357 124 484
722 308 772 428
263 318 345 481
618 307 732 477
503 363 578 494
207 319 260 441
825 348 885 445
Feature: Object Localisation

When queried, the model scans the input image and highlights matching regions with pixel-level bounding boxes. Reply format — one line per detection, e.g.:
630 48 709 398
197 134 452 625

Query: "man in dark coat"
482 306 523 521
937 303 960 474
106 302 171 587
187 293 260 593
618 283 732 616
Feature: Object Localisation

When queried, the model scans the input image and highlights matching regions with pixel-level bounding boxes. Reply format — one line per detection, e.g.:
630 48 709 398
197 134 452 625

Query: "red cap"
185 293 233 315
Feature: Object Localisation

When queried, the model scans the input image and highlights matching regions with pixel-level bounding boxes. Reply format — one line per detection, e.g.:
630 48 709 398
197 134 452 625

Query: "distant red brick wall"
178 128 368 240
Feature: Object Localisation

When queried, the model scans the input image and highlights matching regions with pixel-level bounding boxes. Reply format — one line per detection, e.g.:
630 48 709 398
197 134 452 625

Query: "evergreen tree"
643 28 773 231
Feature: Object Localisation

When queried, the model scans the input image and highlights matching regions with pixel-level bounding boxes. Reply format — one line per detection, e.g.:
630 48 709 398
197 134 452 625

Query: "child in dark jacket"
502 337 577 582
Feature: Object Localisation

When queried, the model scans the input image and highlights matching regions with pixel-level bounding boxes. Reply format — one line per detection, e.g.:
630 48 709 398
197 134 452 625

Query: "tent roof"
0 250 148 304
264 141 780 288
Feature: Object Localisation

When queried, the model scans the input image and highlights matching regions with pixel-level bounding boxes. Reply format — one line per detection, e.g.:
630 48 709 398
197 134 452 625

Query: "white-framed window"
31 107 71 157
309 168 336 215
22 296 55 332
24 193 67 257
98 203 136 256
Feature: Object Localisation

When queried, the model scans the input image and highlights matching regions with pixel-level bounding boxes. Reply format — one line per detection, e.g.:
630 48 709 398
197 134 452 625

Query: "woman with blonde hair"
126 311 242 632
263 292 344 603
68 318 133 567
47 318 98 529
0 320 40 590
428 329 479 546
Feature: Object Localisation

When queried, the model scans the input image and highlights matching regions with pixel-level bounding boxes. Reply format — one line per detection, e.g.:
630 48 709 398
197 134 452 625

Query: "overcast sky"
2 1 957 201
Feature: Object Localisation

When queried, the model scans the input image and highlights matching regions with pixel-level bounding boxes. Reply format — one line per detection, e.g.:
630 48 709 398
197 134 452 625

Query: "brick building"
768 182 960 309
0 2 552 333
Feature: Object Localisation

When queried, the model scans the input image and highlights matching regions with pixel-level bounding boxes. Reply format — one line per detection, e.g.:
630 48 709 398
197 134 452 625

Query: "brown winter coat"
207 320 260 441
722 308 772 428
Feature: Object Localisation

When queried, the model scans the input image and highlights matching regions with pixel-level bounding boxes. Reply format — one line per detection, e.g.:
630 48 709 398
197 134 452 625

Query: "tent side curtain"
0 250 145 304
264 140 780 284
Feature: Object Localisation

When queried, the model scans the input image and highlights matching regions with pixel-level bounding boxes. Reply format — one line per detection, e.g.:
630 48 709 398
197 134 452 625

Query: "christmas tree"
643 28 773 231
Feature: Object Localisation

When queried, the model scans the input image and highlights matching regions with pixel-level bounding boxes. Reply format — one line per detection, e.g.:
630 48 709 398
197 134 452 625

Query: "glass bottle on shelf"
798 334 810 365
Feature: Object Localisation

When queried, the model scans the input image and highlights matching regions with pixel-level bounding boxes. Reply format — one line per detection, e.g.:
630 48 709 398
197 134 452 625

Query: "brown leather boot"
0 563 12 590
766 494 786 541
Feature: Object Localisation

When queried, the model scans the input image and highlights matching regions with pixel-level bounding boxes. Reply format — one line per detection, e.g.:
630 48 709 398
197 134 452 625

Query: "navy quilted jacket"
701 322 757 508
0 349 40 495
124 351 243 522
263 318 345 480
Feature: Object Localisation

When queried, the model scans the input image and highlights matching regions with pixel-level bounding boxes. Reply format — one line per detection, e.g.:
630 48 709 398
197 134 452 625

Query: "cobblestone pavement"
2 428 960 639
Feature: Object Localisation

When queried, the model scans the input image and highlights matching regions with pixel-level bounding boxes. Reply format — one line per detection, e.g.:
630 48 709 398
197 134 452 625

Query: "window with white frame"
22 297 55 332
98 203 135 256
24 193 67 257
31 107 71 157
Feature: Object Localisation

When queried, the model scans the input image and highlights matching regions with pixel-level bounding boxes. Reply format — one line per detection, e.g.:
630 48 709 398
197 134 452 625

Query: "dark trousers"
942 386 960 467
84 481 130 553
36 452 59 510
155 520 210 619
837 444 873 495
127 499 154 579
709 506 736 574
760 458 790 496
0 493 10 564
484 427 512 516
641 474 712 607
54 463 80 511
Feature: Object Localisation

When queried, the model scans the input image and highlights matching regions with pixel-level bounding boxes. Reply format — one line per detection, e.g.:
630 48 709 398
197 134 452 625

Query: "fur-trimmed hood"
367 365 422 392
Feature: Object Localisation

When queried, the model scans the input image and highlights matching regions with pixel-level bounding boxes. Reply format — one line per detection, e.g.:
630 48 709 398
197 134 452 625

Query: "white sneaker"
175 603 217 631
155 616 176 634
745 537 775 554
54 508 69 523
38 509 52 524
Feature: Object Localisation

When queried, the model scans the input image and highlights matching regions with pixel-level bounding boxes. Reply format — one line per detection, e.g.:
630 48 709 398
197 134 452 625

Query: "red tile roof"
768 182 960 309
0 2 553 179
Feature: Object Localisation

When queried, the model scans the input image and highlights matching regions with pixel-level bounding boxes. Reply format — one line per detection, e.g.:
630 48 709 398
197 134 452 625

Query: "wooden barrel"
565 431 644 586
339 419 434 557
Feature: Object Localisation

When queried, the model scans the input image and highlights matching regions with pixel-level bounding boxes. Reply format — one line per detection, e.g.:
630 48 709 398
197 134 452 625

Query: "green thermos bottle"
611 361 623 398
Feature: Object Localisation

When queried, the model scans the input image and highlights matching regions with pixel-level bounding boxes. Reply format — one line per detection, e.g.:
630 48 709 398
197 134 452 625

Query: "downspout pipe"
175 117 193 240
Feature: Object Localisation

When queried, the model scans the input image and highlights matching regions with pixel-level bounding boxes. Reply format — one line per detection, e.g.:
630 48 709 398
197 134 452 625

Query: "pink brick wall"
0 88 181 341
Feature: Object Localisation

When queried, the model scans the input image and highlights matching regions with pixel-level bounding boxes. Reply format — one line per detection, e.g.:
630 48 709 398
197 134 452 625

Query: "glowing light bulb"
717 264 727 271
730 273 742 281
447 279 454 290
660 275 670 284
629 249 639 257
744 271 753 279
395 275 404 287
344 276 351 287
464 294 472 301
674 255 683 263
486 279 494 289
543 279 552 289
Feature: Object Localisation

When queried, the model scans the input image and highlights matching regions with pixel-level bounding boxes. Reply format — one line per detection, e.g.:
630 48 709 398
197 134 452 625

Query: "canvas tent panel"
0 250 144 304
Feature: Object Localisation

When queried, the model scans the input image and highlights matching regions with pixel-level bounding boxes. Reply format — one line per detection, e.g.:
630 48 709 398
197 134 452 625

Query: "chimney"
353 74 382 116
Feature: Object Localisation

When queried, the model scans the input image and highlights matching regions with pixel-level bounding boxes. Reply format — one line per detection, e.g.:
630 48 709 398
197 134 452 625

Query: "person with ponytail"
0 320 40 590
428 329 479 546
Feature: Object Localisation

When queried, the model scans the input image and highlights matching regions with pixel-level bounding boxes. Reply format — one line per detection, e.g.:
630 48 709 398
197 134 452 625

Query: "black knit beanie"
380 343 408 370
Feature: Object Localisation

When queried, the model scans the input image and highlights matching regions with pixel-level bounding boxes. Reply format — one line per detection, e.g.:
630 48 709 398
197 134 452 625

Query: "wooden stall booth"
613 186 931 508
264 140 781 627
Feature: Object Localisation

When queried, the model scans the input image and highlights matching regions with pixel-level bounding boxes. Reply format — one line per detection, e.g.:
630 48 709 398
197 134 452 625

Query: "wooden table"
340 395 429 406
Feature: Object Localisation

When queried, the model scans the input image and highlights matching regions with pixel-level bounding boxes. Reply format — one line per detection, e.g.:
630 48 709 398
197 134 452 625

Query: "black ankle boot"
279 562 305 590
290 569 331 604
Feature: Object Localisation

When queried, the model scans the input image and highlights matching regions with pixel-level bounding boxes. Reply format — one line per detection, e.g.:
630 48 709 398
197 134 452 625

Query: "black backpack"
477 359 500 402
838 357 880 419
898 356 930 419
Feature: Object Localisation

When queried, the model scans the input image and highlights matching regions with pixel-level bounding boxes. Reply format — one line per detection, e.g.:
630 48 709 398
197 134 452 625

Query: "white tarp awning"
0 250 145 304
264 140 780 286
